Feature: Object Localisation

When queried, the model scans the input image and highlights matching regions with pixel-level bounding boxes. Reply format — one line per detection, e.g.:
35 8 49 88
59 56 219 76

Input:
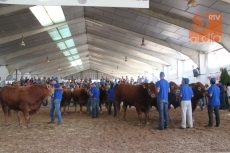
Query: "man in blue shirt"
218 81 226 110
180 78 194 129
49 77 63 124
207 78 220 127
89 82 100 118
87 84 93 116
156 72 170 130
107 82 117 117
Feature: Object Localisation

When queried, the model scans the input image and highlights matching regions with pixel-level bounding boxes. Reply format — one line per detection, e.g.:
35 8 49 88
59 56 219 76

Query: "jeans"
220 93 226 109
50 99 62 123
87 98 92 115
180 101 193 128
108 100 117 117
157 100 169 129
208 105 220 126
199 97 206 110
91 98 99 118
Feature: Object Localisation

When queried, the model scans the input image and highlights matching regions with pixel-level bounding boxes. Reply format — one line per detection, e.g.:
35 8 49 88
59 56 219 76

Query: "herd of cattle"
0 81 206 128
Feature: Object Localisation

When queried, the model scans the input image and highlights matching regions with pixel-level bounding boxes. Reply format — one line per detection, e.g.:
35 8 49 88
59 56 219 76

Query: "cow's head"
46 84 54 95
142 83 157 98
190 82 206 99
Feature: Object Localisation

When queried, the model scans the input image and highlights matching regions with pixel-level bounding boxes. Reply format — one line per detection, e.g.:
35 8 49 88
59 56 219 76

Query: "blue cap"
160 72 165 77
51 77 58 82
210 78 216 84
183 78 189 84
110 82 114 86
92 82 97 86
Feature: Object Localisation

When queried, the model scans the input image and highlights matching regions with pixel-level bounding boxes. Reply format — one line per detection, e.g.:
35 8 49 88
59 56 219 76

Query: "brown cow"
72 86 90 113
0 84 53 128
115 83 156 126
61 88 72 114
189 82 206 112
99 86 108 113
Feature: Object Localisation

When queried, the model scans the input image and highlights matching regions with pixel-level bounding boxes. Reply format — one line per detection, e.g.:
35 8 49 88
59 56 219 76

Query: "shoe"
180 127 186 129
216 124 219 127
157 127 164 130
205 124 212 128
57 122 62 125
47 121 55 124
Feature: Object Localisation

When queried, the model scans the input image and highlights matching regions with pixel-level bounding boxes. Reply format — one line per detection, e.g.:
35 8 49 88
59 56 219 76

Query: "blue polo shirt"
180 84 193 101
219 85 224 94
54 83 62 99
208 84 220 106
107 87 115 101
157 78 169 100
91 87 100 98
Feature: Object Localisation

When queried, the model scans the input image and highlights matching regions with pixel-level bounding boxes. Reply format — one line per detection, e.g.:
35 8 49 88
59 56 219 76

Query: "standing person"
218 81 226 110
226 82 230 111
206 78 220 127
179 78 194 129
156 72 170 130
89 82 100 118
107 82 117 117
49 77 63 124
87 84 93 116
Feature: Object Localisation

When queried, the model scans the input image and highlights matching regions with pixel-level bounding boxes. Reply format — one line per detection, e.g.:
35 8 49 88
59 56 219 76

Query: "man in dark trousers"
207 78 220 127
218 81 226 110
107 82 117 117
89 82 100 118
156 72 170 130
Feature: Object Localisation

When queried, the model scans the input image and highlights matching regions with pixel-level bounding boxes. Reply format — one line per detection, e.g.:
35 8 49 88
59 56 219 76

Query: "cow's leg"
2 105 9 125
15 111 22 125
75 102 77 113
105 101 109 112
135 108 142 126
21 110 30 128
116 101 121 120
145 110 150 125
63 106 67 114
99 101 103 114
123 104 127 121
79 104 83 114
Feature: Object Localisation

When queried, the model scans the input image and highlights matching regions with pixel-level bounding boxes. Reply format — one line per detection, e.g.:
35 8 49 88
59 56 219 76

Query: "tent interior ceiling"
0 0 229 78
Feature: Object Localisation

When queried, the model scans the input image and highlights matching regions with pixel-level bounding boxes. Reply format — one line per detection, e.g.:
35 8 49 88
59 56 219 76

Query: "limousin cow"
72 86 90 113
99 86 108 113
61 88 72 114
115 83 156 125
0 84 53 128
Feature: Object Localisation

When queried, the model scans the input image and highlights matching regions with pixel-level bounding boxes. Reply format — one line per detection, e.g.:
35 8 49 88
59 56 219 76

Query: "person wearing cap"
89 82 100 118
49 77 63 124
179 78 194 129
206 78 220 127
218 81 226 110
87 83 93 115
107 82 117 117
156 72 170 130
